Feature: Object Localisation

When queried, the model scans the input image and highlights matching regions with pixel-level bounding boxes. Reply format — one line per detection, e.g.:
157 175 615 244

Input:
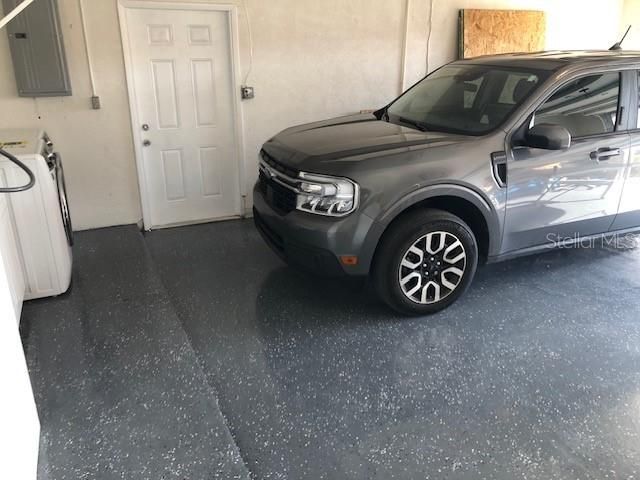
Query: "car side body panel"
254 52 640 278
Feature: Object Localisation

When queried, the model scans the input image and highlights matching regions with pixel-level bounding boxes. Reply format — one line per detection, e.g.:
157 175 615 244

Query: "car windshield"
386 64 550 135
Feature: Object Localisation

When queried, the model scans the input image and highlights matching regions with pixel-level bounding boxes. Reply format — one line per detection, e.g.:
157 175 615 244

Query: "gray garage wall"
0 0 628 230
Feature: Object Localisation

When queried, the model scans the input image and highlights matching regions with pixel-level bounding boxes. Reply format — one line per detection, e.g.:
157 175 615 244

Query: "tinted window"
464 78 482 108
387 65 546 135
534 73 620 137
499 73 538 105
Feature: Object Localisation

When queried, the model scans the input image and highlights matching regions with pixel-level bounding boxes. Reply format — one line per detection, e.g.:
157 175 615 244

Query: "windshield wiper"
397 116 428 132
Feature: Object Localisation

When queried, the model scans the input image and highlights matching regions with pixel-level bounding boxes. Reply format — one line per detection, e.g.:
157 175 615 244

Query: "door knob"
143 139 151 147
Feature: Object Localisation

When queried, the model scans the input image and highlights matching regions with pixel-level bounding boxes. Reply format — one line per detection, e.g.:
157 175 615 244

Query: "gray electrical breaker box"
2 0 72 97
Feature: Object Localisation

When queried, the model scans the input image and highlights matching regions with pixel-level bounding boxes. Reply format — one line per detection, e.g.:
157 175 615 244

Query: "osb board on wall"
458 9 546 59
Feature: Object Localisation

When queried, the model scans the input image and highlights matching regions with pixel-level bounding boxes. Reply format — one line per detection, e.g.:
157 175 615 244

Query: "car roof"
453 50 640 71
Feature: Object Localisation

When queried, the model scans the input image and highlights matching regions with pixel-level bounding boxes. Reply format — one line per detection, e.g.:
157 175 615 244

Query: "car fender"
358 183 502 272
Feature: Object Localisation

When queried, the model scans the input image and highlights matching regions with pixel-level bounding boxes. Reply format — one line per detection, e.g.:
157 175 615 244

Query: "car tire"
372 209 478 316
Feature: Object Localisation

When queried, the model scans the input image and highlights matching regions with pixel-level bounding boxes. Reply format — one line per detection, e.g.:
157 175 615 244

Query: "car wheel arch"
363 184 501 269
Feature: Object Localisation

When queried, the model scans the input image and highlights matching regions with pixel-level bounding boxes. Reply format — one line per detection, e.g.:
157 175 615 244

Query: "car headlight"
296 171 359 217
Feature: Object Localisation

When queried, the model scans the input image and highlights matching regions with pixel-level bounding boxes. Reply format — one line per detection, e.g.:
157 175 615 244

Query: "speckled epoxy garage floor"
20 220 640 479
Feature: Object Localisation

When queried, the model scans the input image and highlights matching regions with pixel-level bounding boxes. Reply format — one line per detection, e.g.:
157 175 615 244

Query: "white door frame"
118 0 246 230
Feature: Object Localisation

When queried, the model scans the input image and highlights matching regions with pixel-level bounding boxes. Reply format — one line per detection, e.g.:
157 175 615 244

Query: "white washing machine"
0 129 73 300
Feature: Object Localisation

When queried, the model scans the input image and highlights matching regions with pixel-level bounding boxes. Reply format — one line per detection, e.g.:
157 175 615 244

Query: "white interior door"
121 5 242 229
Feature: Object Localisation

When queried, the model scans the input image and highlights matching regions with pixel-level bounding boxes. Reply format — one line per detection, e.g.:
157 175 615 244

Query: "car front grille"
257 162 298 215
261 150 299 178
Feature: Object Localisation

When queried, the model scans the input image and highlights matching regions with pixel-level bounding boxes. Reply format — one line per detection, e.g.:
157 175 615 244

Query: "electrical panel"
2 0 71 97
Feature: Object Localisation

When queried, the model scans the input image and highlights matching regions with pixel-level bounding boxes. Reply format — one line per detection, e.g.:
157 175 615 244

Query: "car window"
498 73 539 105
533 73 620 138
387 65 548 136
463 78 482 108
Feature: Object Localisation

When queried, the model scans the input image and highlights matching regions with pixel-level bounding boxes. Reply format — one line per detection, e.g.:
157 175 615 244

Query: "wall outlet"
91 96 101 110
241 86 255 100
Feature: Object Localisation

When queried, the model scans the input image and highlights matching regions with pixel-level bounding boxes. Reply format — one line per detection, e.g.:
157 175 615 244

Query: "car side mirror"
525 124 572 150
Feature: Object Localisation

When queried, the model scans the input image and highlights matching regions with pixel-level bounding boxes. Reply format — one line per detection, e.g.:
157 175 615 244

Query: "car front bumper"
252 182 377 276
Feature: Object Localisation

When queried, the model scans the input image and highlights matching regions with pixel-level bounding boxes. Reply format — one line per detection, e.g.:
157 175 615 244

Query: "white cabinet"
0 194 39 480
0 194 24 323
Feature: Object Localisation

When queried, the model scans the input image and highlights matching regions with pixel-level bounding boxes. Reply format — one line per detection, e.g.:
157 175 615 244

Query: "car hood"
262 113 474 173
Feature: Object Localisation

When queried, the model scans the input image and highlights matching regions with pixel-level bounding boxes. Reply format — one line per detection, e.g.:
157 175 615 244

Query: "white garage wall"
0 0 628 230
0 0 142 230
621 0 640 49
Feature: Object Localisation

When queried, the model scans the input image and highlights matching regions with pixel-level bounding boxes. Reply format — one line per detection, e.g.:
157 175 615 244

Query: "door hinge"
491 151 507 188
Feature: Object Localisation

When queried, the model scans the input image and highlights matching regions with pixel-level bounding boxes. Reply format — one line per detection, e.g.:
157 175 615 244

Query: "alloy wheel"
398 231 467 305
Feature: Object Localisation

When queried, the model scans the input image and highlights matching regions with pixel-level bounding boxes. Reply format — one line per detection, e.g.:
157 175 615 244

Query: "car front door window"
533 73 621 138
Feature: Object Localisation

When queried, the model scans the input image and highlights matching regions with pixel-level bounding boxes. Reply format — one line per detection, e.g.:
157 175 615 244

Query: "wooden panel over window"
458 9 546 59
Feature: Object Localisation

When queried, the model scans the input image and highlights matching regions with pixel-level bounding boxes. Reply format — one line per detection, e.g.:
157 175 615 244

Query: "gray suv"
253 51 640 315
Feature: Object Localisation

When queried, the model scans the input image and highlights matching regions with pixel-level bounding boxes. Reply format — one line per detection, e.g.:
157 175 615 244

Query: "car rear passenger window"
533 73 620 137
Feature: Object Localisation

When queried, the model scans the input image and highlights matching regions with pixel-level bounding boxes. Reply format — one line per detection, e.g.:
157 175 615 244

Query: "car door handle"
590 147 621 161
